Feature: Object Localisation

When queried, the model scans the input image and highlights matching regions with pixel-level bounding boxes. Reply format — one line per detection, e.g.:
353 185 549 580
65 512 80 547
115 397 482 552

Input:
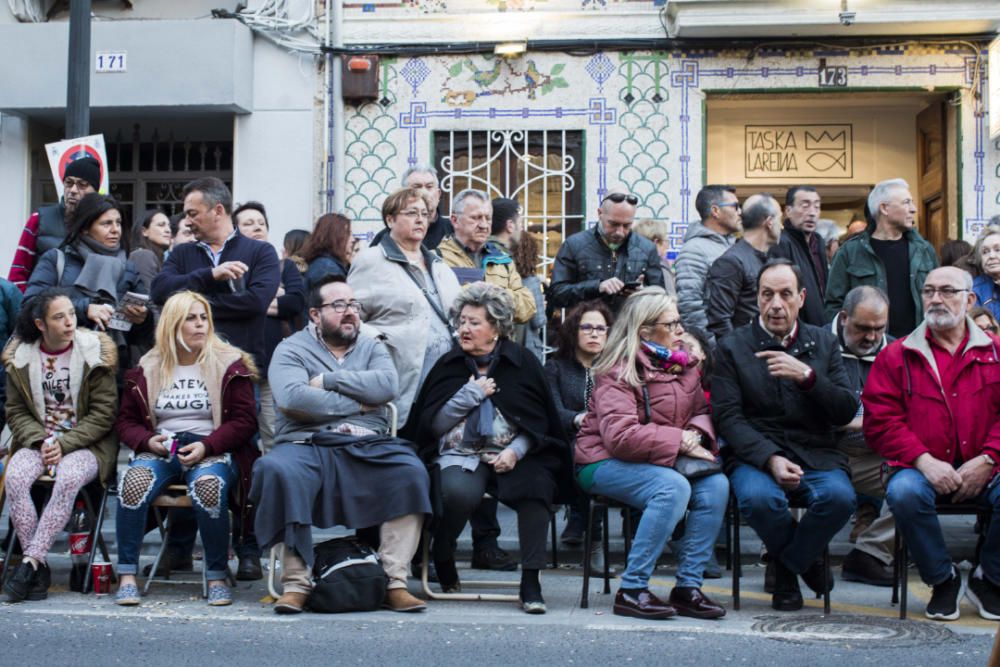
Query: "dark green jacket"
824 229 938 323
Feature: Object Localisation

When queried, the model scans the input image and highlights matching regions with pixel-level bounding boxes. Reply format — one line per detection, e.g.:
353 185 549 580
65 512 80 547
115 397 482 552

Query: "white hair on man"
452 189 490 217
867 178 909 220
400 163 438 187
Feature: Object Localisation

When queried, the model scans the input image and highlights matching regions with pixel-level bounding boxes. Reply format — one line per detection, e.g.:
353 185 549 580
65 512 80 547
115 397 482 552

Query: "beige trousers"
280 513 423 594
848 449 895 565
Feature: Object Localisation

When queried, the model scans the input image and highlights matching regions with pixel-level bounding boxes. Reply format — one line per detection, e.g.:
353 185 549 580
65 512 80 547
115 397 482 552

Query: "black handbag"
307 537 388 613
639 381 722 481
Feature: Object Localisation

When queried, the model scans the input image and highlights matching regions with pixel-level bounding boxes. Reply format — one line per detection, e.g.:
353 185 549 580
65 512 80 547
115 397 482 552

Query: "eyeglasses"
579 324 608 335
318 300 362 313
601 193 639 206
920 287 969 299
397 208 429 219
652 319 684 333
62 177 92 192
716 202 741 210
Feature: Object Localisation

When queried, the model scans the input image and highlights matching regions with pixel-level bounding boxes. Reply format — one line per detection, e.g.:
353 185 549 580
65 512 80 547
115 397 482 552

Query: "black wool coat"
402 338 574 504
711 319 859 474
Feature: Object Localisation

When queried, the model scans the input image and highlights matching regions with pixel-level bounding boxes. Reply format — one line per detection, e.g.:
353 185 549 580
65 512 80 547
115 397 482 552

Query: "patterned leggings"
5 447 99 564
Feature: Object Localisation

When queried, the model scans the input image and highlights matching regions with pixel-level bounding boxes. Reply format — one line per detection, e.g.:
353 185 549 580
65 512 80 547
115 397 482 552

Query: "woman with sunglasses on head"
549 190 666 315
574 286 728 621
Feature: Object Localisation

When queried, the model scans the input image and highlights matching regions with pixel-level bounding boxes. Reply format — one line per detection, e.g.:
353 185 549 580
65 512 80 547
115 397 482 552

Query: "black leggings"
432 464 550 570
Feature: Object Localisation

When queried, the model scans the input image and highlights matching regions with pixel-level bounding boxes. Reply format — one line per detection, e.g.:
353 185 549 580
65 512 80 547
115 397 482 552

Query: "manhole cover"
751 614 957 648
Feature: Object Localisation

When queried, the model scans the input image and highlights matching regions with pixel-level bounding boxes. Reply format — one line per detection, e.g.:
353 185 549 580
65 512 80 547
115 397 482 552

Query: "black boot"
519 569 545 614
4 561 39 603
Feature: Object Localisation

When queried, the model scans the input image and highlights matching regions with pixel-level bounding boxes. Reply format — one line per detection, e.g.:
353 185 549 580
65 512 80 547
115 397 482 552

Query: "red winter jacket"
863 319 1000 471
115 350 261 527
574 352 715 468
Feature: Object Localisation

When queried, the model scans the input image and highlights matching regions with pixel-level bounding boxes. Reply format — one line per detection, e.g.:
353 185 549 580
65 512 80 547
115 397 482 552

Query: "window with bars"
433 129 585 279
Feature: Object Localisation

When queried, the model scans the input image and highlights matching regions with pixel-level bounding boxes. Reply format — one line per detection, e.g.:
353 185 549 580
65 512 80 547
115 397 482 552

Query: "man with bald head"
865 267 1000 621
550 189 665 313
832 286 895 587
706 193 783 343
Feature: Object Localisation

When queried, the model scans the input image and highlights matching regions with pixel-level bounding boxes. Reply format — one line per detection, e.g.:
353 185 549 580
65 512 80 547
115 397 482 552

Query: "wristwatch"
802 367 813 382
982 453 996 468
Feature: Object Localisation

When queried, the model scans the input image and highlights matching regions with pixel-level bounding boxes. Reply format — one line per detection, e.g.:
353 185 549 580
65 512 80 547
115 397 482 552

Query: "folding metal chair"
579 494 633 608
892 500 991 619
0 467 114 594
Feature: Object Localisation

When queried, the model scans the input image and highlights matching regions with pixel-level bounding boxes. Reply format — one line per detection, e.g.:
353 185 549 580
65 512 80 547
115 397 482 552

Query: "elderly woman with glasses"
348 188 462 426
574 286 728 621
971 219 1000 321
404 283 572 614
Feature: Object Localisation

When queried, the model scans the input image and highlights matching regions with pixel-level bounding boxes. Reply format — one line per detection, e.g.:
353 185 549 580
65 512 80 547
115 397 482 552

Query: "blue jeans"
116 437 237 580
587 459 729 589
886 467 1000 586
729 462 855 574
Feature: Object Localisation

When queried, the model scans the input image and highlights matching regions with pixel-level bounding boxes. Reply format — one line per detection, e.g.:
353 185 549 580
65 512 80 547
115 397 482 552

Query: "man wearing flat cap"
8 156 102 292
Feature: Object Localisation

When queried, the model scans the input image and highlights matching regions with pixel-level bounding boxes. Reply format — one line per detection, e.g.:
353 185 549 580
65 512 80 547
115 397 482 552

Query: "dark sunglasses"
601 192 639 206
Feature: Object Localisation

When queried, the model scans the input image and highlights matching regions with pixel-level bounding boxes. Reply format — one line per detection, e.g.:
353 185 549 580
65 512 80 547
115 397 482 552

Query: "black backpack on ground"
307 536 388 613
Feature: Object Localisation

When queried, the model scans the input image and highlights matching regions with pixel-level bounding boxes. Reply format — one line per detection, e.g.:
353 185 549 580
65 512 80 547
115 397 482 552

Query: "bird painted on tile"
524 60 545 97
467 58 504 88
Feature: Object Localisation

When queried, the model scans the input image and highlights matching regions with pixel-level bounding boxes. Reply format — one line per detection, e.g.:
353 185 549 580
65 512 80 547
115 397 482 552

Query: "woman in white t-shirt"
113 291 259 606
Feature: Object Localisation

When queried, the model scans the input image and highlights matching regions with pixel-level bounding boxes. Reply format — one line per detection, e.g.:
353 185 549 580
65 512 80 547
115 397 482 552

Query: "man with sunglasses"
8 156 101 292
769 186 828 326
675 185 740 344
550 189 665 313
252 275 431 615
864 267 1000 621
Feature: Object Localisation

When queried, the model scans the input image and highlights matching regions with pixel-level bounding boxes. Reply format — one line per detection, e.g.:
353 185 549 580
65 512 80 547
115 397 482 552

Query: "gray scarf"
73 236 126 303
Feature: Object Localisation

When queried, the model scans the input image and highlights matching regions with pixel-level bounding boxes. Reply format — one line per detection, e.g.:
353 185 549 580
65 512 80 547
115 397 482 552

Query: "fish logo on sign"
804 130 848 173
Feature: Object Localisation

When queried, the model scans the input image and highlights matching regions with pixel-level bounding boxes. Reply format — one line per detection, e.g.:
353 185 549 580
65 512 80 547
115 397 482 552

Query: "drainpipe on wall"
326 0 346 213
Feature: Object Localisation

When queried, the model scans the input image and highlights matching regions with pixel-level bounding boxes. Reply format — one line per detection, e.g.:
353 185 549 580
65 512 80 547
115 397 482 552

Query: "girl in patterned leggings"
3 288 119 602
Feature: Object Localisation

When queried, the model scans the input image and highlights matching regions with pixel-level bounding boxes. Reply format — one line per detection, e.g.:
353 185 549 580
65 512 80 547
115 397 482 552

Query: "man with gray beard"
864 267 1000 621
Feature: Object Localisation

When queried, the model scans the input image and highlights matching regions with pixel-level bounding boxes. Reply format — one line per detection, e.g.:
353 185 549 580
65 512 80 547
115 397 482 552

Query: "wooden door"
916 101 948 252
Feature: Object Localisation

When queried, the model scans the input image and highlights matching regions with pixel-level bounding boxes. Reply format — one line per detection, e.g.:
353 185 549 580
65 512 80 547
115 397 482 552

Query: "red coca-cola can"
69 531 91 557
91 561 112 596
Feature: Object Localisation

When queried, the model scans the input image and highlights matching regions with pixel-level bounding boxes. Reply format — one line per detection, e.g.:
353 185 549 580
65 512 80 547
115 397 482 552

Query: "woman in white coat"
349 188 462 424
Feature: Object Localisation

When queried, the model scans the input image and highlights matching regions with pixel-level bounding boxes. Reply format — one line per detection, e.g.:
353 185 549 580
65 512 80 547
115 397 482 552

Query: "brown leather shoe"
384 588 427 613
274 591 309 614
669 586 726 619
613 588 677 620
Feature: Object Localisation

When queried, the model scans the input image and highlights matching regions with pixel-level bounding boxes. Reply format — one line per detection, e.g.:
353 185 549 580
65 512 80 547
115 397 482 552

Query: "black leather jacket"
549 227 664 313
706 239 768 344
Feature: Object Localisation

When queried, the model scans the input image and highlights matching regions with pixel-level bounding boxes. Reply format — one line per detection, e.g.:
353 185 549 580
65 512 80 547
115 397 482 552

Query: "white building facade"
0 1 998 271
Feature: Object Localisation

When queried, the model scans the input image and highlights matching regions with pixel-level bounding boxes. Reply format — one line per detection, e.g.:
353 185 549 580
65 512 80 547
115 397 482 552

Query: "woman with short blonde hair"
113 291 259 607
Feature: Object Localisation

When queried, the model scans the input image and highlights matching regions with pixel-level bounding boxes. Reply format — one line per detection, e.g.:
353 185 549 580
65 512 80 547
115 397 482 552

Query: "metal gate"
32 125 233 228
433 129 585 279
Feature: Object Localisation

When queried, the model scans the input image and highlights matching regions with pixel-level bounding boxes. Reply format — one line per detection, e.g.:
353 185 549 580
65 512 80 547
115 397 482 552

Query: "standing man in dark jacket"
152 178 280 372
369 164 454 251
549 190 665 313
825 179 938 338
832 286 896 587
151 177 280 581
712 259 858 612
706 193 782 343
769 186 828 326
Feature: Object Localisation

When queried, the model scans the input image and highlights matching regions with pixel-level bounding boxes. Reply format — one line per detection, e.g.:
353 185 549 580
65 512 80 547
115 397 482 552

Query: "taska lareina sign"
744 124 854 179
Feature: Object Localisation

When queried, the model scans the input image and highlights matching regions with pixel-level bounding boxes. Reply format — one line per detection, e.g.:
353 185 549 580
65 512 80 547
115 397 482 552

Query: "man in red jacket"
864 266 1000 622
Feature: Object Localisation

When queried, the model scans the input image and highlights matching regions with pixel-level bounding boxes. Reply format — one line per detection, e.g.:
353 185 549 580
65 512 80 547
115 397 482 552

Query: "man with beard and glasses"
831 286 896 587
864 267 1000 621
250 275 431 615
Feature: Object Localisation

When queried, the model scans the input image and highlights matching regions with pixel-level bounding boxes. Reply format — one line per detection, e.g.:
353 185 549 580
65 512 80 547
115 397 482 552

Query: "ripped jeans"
115 433 237 580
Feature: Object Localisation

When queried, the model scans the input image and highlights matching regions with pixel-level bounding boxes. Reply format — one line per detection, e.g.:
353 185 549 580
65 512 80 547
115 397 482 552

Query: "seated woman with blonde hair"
113 291 259 606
